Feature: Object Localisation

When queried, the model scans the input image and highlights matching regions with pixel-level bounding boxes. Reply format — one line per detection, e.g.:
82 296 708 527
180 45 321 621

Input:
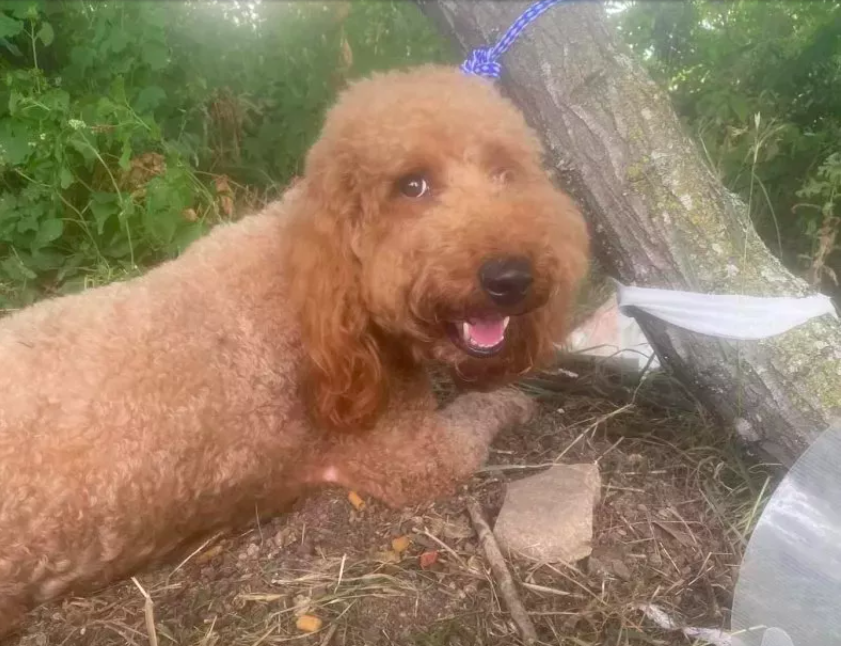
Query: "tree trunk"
417 0 841 467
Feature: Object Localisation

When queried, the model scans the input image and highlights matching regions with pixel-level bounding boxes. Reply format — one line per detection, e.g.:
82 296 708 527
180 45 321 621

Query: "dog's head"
284 65 590 430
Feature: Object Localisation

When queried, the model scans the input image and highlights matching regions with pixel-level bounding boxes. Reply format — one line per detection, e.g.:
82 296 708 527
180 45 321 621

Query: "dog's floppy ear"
283 139 388 432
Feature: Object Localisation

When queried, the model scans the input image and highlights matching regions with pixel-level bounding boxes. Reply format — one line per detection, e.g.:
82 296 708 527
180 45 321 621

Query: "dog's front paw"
451 388 536 430
494 387 538 427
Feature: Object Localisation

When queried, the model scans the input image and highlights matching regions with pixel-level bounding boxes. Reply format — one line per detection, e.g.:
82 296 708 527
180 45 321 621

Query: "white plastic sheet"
614 283 837 341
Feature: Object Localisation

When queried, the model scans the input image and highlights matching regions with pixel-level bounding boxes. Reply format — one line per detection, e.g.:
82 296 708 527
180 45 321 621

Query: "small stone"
612 560 632 580
589 549 633 581
493 464 601 564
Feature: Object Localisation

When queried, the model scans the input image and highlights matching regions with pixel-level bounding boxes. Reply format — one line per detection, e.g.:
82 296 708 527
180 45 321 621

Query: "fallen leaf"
296 614 322 633
391 535 411 553
218 194 234 218
214 174 232 194
195 544 223 564
347 491 365 511
374 550 401 564
419 550 439 569
652 520 695 547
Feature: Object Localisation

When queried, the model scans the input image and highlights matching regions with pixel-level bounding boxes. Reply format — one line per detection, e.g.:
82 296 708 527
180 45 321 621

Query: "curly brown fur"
0 65 588 635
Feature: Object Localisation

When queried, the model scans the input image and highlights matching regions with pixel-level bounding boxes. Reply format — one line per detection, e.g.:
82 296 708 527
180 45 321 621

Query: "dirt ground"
8 366 778 646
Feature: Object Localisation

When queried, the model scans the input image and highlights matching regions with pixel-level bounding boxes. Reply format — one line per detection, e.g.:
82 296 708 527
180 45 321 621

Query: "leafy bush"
616 0 841 290
0 0 453 307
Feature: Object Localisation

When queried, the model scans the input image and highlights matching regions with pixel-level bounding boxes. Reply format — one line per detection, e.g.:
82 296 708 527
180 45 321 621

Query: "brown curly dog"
0 65 589 634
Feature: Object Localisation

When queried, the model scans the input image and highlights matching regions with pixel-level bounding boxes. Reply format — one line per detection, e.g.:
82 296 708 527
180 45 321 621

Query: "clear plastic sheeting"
564 292 659 372
731 421 841 646
761 628 796 646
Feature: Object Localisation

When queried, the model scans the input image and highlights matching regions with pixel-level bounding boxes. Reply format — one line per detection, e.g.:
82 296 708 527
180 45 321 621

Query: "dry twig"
131 577 159 646
466 499 538 644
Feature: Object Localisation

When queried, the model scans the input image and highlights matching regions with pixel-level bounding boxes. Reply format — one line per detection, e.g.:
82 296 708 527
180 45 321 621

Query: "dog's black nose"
479 257 533 307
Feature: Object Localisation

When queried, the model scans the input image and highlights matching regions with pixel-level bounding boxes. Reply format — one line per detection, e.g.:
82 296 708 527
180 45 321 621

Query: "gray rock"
493 463 601 564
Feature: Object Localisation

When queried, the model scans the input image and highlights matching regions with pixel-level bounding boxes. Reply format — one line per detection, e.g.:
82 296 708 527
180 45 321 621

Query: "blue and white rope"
460 0 565 80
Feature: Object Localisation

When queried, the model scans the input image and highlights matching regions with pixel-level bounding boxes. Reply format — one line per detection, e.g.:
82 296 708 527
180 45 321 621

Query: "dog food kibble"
296 615 323 633
391 536 411 553
347 490 366 511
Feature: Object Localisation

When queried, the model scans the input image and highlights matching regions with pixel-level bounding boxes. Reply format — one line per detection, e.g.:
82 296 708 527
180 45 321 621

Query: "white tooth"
461 321 471 341
502 317 510 330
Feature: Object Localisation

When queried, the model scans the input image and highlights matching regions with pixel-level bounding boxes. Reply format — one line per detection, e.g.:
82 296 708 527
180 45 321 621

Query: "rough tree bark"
417 0 841 467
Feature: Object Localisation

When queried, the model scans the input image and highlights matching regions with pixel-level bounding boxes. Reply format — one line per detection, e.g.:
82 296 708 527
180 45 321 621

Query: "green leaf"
118 142 132 171
107 29 130 54
15 215 39 234
141 41 169 71
89 193 119 235
105 236 134 259
730 95 749 123
0 192 18 221
0 120 34 166
1 256 37 281
0 13 23 39
55 252 84 282
135 86 167 114
0 37 22 57
59 166 74 189
41 88 70 114
34 217 63 246
36 21 53 47
143 203 178 245
23 3 40 20
138 3 170 29
28 248 64 270
108 76 126 106
69 44 94 73
67 135 96 164
171 220 206 254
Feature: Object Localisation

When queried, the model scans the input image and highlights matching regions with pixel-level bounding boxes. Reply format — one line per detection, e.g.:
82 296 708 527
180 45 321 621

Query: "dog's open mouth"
448 315 510 357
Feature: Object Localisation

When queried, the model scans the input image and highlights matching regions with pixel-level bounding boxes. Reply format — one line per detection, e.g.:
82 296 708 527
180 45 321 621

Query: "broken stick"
466 499 538 644
131 576 159 646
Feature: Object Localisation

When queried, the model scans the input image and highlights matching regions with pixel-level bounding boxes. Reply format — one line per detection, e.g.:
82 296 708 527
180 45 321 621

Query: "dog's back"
0 206 310 631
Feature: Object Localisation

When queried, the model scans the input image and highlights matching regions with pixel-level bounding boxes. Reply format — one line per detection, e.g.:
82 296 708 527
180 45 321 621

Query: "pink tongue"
467 318 506 346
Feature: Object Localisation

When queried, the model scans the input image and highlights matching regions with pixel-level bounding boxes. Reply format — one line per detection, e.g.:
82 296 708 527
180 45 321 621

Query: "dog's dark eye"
398 174 430 199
